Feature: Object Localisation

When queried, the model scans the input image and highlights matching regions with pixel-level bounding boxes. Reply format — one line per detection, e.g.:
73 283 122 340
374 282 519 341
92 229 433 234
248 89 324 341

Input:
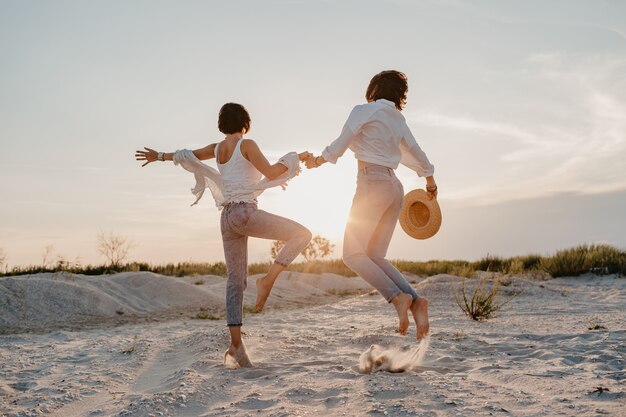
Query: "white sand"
1 272 624 416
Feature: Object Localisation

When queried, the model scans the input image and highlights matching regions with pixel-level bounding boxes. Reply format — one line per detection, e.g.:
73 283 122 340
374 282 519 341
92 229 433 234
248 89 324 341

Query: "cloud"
408 53 626 204
414 111 548 147
606 26 626 42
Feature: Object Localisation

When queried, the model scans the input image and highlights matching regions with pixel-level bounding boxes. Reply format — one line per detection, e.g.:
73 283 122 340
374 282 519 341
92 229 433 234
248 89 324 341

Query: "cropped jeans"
220 202 312 326
342 166 419 303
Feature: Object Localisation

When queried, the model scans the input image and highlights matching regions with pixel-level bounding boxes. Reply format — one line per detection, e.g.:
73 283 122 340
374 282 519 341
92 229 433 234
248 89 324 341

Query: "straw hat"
399 189 442 239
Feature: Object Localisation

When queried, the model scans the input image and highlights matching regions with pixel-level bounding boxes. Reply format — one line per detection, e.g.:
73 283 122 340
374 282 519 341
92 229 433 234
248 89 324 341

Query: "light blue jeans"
342 166 419 302
220 202 312 326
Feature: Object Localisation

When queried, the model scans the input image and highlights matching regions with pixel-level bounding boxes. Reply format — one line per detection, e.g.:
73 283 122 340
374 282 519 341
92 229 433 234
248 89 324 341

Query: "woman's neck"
225 132 244 141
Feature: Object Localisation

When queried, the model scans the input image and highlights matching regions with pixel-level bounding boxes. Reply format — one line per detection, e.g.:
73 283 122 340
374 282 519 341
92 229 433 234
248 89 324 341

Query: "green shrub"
393 259 473 276
195 308 221 320
2 244 623 279
474 255 511 273
454 277 516 321
519 254 542 270
540 244 625 277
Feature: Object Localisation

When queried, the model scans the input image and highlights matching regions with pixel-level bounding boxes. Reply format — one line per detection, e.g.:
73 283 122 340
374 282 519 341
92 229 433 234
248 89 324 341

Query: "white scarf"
173 149 301 208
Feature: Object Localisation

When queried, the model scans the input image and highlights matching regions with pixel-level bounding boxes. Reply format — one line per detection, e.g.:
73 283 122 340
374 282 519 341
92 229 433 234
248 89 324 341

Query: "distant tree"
271 235 335 262
97 232 136 268
42 244 55 268
0 248 6 272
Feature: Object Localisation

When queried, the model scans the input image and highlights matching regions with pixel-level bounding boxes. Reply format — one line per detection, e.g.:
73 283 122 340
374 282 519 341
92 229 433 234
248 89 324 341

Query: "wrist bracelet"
426 185 437 192
157 152 165 162
315 156 322 167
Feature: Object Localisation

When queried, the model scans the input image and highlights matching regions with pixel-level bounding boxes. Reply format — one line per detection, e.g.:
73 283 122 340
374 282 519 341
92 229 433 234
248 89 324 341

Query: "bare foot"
410 297 430 340
224 344 253 368
255 276 276 312
391 293 413 335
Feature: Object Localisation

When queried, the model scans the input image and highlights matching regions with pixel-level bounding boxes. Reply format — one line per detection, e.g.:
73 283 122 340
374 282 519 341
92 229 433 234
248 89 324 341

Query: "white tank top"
215 139 263 204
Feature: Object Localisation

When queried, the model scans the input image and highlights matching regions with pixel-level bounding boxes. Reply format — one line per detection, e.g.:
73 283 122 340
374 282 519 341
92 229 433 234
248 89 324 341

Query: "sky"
1 0 625 267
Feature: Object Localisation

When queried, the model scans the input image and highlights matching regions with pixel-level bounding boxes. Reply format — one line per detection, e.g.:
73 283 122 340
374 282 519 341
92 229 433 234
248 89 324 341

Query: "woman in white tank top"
214 136 262 204
136 103 312 368
305 71 436 340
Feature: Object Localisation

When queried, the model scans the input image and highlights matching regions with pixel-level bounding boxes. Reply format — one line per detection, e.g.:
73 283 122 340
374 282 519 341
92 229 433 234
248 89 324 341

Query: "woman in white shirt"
306 70 436 340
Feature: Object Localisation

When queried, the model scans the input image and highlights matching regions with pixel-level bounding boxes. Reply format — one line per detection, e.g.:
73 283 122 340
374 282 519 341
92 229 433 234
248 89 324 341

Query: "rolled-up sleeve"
400 126 434 177
321 106 363 164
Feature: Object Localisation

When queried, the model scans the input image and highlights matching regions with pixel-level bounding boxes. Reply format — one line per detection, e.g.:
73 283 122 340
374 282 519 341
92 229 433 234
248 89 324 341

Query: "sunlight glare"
261 159 357 244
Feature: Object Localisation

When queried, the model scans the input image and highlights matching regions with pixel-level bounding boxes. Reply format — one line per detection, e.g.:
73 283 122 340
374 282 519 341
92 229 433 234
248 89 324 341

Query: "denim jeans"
342 166 419 302
220 202 312 326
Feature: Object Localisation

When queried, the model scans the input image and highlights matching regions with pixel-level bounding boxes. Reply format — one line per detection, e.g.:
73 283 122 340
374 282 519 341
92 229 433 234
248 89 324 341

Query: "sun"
260 162 357 244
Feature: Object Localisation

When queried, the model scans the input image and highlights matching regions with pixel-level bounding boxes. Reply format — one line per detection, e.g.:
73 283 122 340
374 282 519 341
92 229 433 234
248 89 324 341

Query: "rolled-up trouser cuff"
386 289 402 303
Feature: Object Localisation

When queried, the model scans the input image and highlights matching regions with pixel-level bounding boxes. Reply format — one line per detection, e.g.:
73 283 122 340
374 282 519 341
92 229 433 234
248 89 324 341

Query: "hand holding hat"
399 188 442 239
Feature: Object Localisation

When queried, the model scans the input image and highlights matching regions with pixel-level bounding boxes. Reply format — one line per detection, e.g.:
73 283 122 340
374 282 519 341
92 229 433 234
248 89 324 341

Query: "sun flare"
261 162 356 244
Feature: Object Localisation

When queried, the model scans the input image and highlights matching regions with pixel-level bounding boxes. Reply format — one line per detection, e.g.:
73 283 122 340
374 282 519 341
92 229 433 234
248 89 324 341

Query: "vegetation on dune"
271 235 335 263
539 244 625 277
454 277 518 321
0 244 624 279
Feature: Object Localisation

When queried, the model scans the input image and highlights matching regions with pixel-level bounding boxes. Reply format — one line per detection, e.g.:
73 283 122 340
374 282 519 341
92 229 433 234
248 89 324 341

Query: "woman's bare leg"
225 326 253 368
390 293 413 335
410 297 430 340
255 262 286 312
243 209 311 312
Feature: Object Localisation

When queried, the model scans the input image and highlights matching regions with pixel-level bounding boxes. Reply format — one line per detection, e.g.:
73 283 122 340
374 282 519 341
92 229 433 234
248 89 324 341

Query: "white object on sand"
359 337 430 374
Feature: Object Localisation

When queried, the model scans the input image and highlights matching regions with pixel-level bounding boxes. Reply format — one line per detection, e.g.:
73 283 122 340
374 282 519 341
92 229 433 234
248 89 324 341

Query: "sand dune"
0 272 624 416
0 271 373 334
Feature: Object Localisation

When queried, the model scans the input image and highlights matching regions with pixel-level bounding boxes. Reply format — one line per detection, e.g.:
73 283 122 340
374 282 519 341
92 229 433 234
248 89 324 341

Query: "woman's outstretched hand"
304 154 323 169
135 147 158 167
298 151 313 162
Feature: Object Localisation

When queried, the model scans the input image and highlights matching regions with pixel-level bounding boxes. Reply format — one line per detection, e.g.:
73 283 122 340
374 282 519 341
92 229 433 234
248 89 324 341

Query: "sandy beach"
1 272 624 417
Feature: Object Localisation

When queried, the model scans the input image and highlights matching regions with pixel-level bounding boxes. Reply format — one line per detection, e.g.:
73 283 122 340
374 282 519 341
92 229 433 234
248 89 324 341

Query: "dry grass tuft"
454 277 517 321
194 308 221 320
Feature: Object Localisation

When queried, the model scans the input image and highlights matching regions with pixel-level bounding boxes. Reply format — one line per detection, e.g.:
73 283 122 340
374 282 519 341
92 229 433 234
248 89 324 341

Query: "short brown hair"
365 70 408 110
218 103 251 134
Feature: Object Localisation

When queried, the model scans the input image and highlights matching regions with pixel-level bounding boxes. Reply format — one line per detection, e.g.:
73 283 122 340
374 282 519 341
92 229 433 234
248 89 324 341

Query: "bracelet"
426 185 437 192
157 152 165 162
314 156 322 167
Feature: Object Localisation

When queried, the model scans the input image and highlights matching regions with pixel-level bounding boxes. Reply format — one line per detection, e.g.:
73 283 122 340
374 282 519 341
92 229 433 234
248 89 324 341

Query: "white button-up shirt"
321 99 434 177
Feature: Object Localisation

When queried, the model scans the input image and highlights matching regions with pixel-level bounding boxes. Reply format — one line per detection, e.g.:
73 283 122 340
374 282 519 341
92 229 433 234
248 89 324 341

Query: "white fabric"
215 139 263 204
321 99 435 177
173 146 301 208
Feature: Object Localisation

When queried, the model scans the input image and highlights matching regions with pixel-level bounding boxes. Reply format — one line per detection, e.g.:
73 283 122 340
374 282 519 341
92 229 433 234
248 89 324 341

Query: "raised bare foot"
255 276 275 312
224 344 253 368
391 293 413 335
410 297 430 340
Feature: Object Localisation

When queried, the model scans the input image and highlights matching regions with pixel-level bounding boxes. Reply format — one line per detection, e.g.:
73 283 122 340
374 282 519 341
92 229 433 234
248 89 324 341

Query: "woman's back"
216 138 262 204
350 99 407 154
321 99 434 177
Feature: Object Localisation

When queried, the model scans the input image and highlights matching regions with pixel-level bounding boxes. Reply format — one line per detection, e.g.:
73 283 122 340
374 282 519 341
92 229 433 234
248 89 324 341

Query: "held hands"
303 154 322 169
298 151 313 162
135 147 158 167
298 151 322 169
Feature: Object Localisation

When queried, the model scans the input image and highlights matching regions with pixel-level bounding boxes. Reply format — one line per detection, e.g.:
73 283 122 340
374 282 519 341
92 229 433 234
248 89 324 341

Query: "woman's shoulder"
239 138 260 158
240 138 257 148
346 101 402 127
350 100 400 116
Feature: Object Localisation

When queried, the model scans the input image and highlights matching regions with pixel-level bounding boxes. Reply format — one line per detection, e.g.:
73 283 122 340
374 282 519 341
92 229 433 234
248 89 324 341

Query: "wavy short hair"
365 70 408 110
218 103 251 134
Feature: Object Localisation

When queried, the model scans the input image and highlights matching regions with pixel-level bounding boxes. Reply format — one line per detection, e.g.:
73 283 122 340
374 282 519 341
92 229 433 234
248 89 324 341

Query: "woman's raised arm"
241 139 310 180
135 143 217 167
241 139 287 180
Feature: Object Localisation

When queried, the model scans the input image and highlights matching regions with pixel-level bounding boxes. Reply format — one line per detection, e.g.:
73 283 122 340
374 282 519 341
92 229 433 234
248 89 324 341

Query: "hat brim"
399 189 442 240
